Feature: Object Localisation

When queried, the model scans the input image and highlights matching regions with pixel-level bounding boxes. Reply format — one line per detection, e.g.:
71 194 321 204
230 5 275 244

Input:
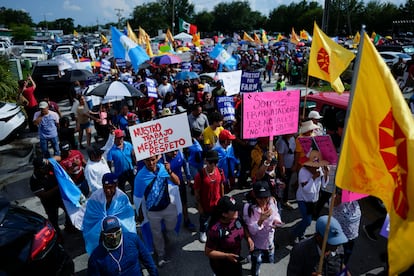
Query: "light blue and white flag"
209 44 237 71
111 26 150 72
48 159 86 230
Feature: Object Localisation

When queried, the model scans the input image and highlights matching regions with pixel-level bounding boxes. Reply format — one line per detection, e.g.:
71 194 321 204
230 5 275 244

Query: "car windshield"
23 49 43 54
397 53 411 59
402 46 414 54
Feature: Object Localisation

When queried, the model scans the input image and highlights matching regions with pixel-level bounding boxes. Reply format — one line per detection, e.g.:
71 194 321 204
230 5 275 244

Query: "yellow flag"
371 31 377 39
276 33 284 42
290 27 300 44
262 29 268 44
192 32 201 47
73 30 78 37
138 27 150 45
336 32 414 275
254 33 261 44
353 32 360 44
127 22 139 44
145 35 153 57
165 28 174 43
100 34 108 44
243 32 254 42
308 22 355 93
300 29 309 40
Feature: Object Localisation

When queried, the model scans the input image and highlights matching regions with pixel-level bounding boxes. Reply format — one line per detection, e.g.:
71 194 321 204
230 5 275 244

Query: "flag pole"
316 25 366 274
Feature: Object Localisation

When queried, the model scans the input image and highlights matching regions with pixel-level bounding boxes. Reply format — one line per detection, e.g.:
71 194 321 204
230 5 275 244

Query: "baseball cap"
308 110 323 119
216 195 239 213
102 173 118 185
253 181 272 198
39 101 48 109
59 141 70 152
102 216 121 233
114 129 124 138
316 215 348 246
219 129 236 141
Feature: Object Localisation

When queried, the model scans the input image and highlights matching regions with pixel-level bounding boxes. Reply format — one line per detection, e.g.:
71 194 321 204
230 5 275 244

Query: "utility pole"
172 0 175 35
115 8 124 29
321 0 330 33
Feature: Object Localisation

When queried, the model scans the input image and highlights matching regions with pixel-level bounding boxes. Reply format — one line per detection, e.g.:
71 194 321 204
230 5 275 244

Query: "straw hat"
300 120 320 134
303 150 329 167
160 107 173 117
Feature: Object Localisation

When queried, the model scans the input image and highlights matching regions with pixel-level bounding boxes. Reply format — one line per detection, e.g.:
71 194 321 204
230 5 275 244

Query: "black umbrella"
70 69 94 82
86 81 144 98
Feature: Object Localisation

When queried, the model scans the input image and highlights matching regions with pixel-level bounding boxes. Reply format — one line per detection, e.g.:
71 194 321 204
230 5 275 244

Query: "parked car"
20 46 48 66
0 102 27 145
0 196 74 275
376 44 414 56
0 41 10 56
31 60 73 101
301 92 349 133
379 51 412 67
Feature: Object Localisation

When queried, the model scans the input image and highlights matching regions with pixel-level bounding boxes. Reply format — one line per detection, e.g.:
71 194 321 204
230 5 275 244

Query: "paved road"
0 81 388 275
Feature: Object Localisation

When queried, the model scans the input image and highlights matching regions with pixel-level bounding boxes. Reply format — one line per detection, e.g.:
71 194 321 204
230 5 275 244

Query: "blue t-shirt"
107 141 134 176
36 111 59 139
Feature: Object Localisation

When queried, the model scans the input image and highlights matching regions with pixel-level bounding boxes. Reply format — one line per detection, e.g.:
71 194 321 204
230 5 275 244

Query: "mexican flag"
179 18 197 35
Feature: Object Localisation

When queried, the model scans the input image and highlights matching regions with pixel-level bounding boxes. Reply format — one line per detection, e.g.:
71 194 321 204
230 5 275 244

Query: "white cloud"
63 0 81 11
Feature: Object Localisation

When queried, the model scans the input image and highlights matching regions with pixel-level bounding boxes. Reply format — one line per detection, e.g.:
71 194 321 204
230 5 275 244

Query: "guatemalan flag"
111 26 150 72
209 44 237 71
48 159 86 230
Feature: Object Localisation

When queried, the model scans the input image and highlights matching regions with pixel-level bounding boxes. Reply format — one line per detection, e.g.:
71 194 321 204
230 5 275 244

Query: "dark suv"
31 60 73 101
0 196 74 275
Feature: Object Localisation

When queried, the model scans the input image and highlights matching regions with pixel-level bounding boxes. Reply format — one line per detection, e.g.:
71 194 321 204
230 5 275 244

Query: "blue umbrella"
174 71 199 81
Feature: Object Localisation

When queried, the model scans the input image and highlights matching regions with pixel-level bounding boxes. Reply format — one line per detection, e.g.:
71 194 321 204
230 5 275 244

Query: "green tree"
211 1 266 34
0 7 33 27
10 24 34 42
130 2 169 36
193 11 215 33
363 1 399 35
0 56 18 102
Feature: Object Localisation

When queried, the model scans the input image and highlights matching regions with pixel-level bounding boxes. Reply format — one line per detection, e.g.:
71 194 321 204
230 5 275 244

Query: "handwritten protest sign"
216 96 235 123
129 113 192 161
240 71 261 93
297 135 338 165
242 90 300 139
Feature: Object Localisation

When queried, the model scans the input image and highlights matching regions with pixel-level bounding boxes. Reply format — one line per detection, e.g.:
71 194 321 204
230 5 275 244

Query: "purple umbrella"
153 54 182 65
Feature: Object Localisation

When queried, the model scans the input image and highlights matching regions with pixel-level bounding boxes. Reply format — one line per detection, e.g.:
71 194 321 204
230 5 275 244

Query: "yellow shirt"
203 126 224 147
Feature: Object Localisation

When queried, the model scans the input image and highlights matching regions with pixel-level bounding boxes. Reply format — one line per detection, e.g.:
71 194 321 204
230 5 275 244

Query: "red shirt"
194 167 224 213
59 150 86 184
23 86 38 108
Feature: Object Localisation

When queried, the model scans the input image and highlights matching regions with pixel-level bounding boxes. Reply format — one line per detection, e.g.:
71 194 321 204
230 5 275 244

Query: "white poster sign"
129 113 192 161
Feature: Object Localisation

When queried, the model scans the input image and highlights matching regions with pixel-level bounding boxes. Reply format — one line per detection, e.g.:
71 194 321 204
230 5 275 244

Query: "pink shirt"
243 198 282 250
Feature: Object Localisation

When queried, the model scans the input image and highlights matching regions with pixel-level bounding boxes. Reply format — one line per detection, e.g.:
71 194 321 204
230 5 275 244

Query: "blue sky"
0 0 406 26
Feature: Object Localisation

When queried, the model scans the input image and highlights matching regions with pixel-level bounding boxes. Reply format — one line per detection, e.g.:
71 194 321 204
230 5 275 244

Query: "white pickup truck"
20 46 48 66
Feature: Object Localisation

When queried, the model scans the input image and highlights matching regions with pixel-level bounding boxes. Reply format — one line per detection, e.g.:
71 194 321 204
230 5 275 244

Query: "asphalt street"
0 80 389 275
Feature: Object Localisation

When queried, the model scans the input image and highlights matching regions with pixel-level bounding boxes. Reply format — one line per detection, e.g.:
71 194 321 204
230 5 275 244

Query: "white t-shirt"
158 83 174 98
296 166 327 202
84 157 111 194
275 136 296 169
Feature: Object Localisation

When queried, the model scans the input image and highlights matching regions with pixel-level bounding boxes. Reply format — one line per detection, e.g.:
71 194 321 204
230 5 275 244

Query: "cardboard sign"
242 90 300 139
297 135 338 165
129 113 192 161
202 71 242 96
240 71 261 93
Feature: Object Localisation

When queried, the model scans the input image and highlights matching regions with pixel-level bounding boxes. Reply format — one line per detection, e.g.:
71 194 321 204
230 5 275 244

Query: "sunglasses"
103 228 122 238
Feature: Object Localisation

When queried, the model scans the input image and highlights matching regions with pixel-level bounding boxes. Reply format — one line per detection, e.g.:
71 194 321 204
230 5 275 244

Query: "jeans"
199 212 211 233
251 248 275 276
39 136 60 158
292 201 313 238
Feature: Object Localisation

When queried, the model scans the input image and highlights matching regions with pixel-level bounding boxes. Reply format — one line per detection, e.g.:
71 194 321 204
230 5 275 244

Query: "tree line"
1 0 414 39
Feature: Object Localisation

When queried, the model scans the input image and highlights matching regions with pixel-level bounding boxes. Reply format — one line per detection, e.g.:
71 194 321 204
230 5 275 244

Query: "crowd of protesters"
20 40 384 275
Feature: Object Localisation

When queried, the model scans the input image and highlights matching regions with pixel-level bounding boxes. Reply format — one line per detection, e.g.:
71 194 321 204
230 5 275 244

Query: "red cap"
219 129 236 141
114 129 124 138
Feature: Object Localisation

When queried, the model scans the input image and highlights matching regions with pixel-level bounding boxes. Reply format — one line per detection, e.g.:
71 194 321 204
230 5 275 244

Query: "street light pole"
322 0 330 33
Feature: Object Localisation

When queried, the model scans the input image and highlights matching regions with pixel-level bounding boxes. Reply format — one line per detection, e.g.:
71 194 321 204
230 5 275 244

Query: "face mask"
102 228 123 250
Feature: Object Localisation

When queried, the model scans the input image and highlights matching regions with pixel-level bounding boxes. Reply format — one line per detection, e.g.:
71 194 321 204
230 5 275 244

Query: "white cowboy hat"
300 120 320 134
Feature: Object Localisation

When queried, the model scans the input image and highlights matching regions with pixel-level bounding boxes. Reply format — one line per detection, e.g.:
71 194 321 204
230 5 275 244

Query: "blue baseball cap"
316 215 348 246
102 216 120 233
102 173 118 185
